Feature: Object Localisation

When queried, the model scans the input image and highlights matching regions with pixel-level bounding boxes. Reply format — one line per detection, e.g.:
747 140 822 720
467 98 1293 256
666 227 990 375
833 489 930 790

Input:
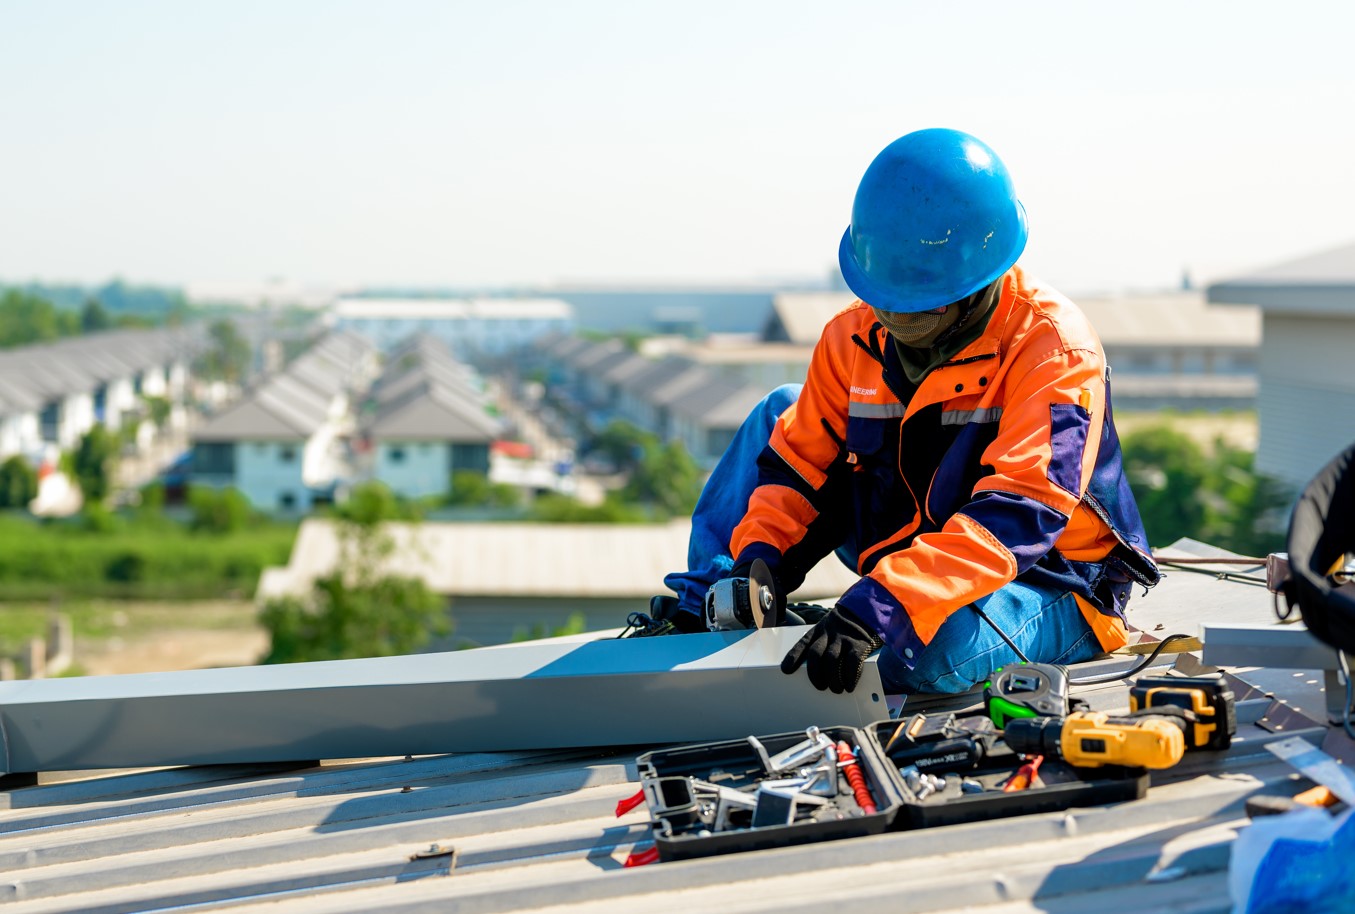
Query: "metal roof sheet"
258 518 860 602
0 544 1333 914
766 291 1259 350
1214 240 1355 286
333 298 574 320
765 292 857 345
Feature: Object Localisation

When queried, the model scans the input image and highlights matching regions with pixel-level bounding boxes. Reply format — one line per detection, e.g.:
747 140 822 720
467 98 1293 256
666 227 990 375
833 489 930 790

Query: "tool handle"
837 740 877 814
615 788 646 817
624 845 661 867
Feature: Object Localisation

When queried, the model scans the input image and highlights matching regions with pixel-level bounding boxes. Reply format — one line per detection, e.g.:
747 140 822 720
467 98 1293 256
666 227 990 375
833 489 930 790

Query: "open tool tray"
635 726 903 861
864 720 1149 830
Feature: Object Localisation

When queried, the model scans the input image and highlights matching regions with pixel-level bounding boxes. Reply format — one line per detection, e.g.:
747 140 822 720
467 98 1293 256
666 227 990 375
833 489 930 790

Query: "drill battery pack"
1128 675 1237 751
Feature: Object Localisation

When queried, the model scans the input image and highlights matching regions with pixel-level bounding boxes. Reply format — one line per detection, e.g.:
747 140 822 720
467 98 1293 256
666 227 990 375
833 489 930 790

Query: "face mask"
871 303 963 347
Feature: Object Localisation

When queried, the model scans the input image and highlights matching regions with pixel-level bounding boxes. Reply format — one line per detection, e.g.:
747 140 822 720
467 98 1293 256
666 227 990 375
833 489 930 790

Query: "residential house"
361 335 502 500
666 375 768 465
191 332 376 511
0 377 42 462
0 327 201 466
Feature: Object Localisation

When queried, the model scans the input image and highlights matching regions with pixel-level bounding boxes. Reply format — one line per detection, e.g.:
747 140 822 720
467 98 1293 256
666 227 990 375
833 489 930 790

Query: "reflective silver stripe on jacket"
848 401 907 419
941 407 1004 426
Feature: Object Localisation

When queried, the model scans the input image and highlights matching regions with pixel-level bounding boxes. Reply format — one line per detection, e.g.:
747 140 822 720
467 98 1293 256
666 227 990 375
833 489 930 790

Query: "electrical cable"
971 604 1029 663
1068 633 1194 686
1156 560 1269 588
1338 650 1355 743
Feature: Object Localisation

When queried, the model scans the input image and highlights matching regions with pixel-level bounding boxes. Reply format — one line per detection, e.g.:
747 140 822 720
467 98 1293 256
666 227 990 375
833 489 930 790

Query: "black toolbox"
863 719 1148 830
632 717 1148 861
634 725 904 861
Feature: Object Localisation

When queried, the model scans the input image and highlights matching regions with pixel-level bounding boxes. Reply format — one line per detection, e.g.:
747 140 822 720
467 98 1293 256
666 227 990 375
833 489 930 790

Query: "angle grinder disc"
748 558 782 629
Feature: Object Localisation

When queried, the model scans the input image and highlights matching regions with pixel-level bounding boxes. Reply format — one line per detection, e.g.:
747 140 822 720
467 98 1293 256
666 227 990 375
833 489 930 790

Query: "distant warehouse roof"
767 290 1259 349
1207 239 1355 314
1075 291 1259 348
332 297 574 320
258 518 860 603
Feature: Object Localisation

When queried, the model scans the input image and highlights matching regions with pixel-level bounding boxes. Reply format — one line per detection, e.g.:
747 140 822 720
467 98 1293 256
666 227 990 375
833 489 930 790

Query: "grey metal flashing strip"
847 401 905 419
0 628 885 775
1201 623 1338 671
940 406 1003 426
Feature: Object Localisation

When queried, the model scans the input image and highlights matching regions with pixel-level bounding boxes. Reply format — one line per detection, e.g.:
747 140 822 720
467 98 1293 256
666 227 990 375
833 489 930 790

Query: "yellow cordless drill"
1002 710 1188 769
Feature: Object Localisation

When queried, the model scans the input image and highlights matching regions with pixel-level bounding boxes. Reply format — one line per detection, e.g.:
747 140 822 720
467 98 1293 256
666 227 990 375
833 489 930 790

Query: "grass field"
1116 410 1258 452
0 599 266 675
0 513 297 600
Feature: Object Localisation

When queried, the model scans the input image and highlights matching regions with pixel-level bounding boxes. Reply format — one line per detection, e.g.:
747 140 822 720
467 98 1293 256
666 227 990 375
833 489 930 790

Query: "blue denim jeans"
663 384 1102 694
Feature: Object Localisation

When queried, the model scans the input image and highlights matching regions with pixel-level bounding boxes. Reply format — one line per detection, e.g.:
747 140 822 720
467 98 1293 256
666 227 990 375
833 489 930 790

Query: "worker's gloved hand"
780 606 884 693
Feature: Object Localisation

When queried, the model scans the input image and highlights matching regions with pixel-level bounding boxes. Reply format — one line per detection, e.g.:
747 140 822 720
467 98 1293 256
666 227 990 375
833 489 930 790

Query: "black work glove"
780 606 884 694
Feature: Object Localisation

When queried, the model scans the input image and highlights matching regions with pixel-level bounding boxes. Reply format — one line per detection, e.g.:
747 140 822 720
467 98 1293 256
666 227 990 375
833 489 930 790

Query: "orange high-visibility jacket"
731 267 1159 663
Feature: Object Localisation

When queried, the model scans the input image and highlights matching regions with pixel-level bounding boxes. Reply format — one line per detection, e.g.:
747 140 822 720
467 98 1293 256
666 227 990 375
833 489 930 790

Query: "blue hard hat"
838 128 1028 313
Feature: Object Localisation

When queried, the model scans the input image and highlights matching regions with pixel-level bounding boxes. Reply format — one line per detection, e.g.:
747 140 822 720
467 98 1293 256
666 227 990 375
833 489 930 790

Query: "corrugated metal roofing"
766 292 856 345
1076 292 1260 348
333 298 574 320
764 291 1259 350
1215 240 1355 285
257 518 860 602
1 545 1333 914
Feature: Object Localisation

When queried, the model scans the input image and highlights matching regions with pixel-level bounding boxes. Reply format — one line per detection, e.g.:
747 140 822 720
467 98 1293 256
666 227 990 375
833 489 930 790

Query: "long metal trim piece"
1201 623 1338 671
0 627 886 775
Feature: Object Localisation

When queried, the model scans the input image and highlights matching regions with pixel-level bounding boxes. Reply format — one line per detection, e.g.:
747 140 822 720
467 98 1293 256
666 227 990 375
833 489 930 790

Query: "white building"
191 332 378 512
361 335 501 500
331 298 575 361
1209 241 1355 489
0 327 200 467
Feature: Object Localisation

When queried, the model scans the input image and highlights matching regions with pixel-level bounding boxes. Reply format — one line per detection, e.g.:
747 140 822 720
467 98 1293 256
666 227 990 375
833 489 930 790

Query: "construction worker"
1284 441 1355 652
645 128 1160 696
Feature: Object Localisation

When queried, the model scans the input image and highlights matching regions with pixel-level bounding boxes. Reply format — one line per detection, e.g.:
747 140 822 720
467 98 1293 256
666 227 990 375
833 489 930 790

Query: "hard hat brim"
836 203 1028 314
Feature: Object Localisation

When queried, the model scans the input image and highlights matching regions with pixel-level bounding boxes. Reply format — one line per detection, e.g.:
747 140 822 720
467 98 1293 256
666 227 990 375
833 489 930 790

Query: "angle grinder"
704 558 785 631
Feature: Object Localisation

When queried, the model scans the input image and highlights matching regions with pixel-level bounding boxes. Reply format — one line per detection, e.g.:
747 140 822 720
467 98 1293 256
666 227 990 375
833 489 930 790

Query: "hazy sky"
2 1 1353 294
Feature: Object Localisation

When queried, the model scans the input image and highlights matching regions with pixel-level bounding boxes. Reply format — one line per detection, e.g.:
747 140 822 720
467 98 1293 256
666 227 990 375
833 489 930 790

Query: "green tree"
530 491 645 523
80 298 112 332
1199 439 1292 555
622 438 704 517
446 470 521 508
1121 424 1293 555
142 394 172 430
333 480 422 524
0 455 37 509
71 424 118 504
260 484 446 663
0 289 70 347
188 486 252 533
1122 425 1209 548
589 419 653 472
198 319 251 383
